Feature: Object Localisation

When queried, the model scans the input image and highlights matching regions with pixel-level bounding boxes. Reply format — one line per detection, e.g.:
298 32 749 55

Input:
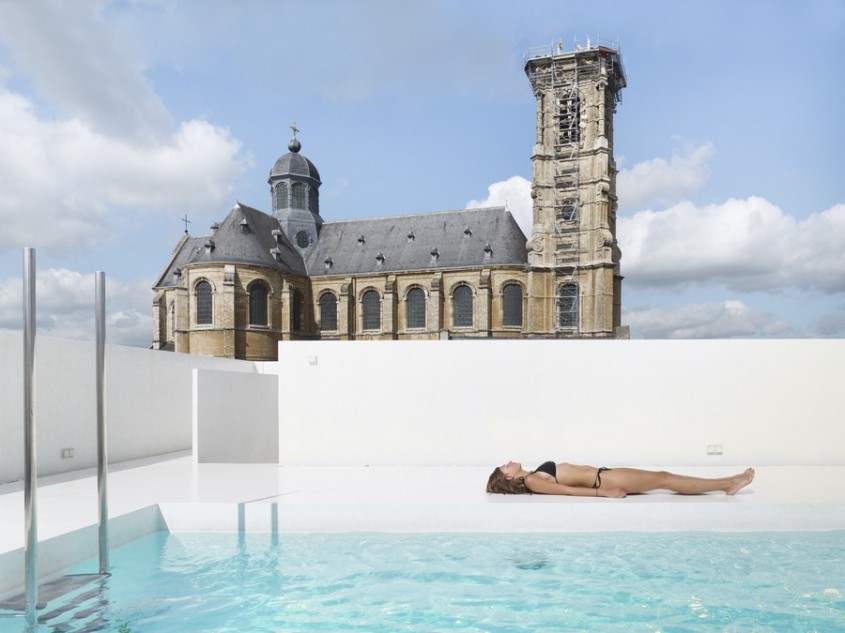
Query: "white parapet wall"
276 339 845 468
0 331 263 483
193 368 279 463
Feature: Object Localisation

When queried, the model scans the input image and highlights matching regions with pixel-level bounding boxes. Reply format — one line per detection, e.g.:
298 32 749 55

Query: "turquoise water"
2 531 843 632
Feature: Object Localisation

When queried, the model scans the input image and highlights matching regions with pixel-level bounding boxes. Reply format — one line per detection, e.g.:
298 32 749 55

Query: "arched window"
291 182 306 209
196 281 212 325
452 285 473 328
502 283 523 327
406 287 426 329
362 290 381 331
320 293 338 332
558 283 578 329
308 187 319 214
275 183 288 209
291 288 304 332
249 283 268 326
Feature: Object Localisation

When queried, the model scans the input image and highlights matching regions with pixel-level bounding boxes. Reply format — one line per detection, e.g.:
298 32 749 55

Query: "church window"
196 281 213 325
558 283 578 329
275 183 288 209
557 88 580 145
292 288 304 331
452 285 473 328
309 187 319 214
249 282 268 326
406 287 426 329
291 182 306 209
320 293 338 332
502 283 523 327
362 290 381 331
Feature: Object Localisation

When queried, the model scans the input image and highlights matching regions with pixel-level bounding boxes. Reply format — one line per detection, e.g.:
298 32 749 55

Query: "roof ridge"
321 206 507 225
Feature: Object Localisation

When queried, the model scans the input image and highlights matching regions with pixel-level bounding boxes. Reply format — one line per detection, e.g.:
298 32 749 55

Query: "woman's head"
486 464 530 494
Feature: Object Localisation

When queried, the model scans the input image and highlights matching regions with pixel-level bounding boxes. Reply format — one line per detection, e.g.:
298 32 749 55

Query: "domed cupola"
268 123 323 253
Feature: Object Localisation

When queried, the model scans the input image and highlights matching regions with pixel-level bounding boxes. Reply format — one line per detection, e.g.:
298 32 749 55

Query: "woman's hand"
601 487 627 498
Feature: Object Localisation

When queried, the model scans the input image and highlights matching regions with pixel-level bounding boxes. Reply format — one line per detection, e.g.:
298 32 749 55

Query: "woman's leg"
602 467 754 495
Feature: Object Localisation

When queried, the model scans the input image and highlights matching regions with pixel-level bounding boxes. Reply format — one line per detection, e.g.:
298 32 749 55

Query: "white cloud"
617 142 713 211
623 300 790 339
466 175 532 236
0 268 151 347
0 87 247 257
619 198 845 293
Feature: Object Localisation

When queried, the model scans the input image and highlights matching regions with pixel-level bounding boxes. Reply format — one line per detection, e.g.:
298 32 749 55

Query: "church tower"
268 124 323 254
524 40 626 337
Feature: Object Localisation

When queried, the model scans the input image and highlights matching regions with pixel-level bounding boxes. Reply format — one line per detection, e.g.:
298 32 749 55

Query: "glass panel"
291 183 306 209
452 285 473 328
406 288 426 329
502 284 523 327
362 290 381 331
558 283 578 328
196 281 212 325
292 289 304 331
320 293 338 331
275 183 288 209
249 284 268 326
309 187 319 214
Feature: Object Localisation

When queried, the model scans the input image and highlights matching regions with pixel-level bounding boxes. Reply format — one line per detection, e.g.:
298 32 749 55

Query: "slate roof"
305 206 528 276
153 203 306 289
269 149 321 183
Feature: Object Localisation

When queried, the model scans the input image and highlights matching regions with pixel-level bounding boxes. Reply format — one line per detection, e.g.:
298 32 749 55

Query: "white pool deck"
1 452 844 598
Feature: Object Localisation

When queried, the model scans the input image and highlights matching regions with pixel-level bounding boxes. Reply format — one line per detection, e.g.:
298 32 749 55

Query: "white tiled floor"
1 452 844 597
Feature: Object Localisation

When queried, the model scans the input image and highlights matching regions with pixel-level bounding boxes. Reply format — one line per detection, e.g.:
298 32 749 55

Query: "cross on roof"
181 214 191 233
290 122 299 138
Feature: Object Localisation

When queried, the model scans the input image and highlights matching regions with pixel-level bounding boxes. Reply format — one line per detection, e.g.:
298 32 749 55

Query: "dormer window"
357 235 366 245
271 229 283 243
324 256 333 270
407 231 415 243
240 218 250 233
375 252 385 266
430 247 439 263
204 239 215 254
172 267 182 278
464 227 472 237
484 243 493 258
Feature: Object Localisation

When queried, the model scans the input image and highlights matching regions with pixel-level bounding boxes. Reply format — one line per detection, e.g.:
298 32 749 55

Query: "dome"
268 139 321 183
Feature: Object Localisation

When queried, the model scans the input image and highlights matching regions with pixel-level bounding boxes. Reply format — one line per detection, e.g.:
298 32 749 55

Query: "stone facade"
152 43 627 360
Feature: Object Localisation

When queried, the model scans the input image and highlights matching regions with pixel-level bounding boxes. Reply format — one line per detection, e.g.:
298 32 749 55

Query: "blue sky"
0 0 843 345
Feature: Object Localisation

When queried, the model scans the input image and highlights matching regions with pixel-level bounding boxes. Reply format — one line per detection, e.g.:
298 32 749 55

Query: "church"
152 42 627 360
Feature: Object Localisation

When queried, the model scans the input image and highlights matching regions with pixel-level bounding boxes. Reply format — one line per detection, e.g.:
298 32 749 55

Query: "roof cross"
290 122 299 138
181 214 191 233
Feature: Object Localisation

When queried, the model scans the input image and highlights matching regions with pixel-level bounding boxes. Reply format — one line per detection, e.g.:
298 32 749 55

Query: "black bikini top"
534 461 557 478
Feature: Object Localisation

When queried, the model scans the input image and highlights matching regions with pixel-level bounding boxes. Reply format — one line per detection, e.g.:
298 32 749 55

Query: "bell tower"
524 40 626 337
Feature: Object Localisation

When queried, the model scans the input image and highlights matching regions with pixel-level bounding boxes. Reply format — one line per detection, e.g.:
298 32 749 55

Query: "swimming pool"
3 530 843 632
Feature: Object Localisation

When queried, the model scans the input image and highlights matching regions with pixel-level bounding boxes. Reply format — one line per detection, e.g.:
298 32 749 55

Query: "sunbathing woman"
487 461 755 498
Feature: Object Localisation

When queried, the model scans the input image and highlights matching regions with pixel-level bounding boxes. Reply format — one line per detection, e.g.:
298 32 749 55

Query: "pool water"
3 531 844 632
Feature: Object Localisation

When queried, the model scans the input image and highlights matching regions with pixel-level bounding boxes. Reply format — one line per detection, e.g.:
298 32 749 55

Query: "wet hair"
486 467 532 494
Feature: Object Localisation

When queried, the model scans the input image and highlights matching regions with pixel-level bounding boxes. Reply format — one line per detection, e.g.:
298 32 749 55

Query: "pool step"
0 573 110 631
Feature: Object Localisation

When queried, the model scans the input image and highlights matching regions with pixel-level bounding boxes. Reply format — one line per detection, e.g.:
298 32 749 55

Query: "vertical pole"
22 247 38 625
95 271 109 574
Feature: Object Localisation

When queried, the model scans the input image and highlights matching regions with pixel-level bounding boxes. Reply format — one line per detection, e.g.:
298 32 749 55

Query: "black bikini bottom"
593 467 612 489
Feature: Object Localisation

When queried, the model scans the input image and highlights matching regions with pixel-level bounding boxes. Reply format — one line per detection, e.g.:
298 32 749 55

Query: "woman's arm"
524 475 626 498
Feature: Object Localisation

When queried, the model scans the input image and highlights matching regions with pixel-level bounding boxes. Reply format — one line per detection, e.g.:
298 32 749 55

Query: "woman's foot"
726 467 755 495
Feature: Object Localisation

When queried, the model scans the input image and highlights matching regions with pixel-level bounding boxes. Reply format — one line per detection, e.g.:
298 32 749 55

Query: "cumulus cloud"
623 300 790 339
466 175 532 235
617 142 713 211
0 268 151 347
0 80 247 258
619 199 845 294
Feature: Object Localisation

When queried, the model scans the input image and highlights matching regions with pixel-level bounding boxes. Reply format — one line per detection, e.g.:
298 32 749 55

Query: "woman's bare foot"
726 467 755 495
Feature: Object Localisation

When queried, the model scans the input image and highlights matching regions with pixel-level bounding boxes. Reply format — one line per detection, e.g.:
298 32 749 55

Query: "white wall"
276 339 845 467
0 331 261 483
193 368 279 463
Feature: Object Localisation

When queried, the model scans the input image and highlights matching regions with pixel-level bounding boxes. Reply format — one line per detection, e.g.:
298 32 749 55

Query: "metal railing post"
22 247 38 626
95 271 109 574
